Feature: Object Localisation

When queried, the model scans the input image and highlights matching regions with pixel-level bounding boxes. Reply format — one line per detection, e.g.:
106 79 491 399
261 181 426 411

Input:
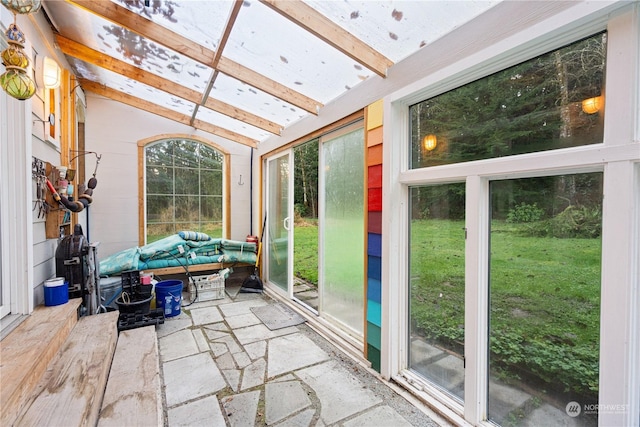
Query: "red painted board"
368 187 382 211
368 165 382 189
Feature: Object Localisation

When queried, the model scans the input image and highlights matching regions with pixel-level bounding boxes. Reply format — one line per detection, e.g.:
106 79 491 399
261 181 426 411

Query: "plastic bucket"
100 277 122 309
44 277 68 306
115 294 153 314
155 280 183 317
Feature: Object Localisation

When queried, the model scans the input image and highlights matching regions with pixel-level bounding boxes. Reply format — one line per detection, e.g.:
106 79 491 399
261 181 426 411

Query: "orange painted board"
367 144 382 166
367 126 383 147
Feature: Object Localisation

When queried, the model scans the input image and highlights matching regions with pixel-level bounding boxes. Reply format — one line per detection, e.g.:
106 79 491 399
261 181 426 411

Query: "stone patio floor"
155 288 445 427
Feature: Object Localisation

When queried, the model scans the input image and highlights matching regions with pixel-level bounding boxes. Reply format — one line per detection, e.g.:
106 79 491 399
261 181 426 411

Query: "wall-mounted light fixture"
422 134 437 151
36 55 61 89
582 96 603 114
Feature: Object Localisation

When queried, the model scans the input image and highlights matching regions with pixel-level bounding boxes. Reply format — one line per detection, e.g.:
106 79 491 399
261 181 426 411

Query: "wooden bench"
98 326 162 427
0 300 81 426
13 310 120 427
141 261 251 276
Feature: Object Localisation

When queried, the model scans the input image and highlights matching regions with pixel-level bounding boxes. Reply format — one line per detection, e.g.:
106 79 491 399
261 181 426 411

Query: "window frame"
383 4 639 426
137 134 230 245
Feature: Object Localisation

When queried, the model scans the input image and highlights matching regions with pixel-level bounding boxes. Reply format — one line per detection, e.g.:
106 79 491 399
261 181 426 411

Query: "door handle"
283 216 290 231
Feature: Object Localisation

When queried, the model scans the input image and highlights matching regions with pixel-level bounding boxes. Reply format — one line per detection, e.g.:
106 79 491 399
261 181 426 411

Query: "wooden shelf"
44 163 73 239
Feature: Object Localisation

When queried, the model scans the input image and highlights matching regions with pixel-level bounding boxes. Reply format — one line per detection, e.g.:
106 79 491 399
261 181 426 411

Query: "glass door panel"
488 173 602 426
408 183 466 401
266 153 292 293
320 125 365 336
293 140 319 311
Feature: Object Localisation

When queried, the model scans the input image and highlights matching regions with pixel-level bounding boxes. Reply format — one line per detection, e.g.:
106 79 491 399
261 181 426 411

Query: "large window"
409 183 466 401
488 173 602 426
145 138 225 243
410 33 606 169
393 22 640 425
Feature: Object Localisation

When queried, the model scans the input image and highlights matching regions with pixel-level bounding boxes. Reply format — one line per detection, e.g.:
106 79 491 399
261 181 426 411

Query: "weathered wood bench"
0 299 81 426
13 310 120 426
98 325 162 427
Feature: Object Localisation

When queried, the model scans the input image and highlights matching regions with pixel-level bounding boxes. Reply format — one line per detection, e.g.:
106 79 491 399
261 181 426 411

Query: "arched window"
141 137 227 244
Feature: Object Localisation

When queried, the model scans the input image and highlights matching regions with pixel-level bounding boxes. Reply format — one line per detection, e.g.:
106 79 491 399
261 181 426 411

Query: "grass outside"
410 219 600 399
296 217 601 399
294 218 318 285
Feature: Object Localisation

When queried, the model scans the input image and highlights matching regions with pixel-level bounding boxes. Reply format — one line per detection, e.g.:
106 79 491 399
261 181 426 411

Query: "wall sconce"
422 134 437 151
36 55 61 89
582 96 603 114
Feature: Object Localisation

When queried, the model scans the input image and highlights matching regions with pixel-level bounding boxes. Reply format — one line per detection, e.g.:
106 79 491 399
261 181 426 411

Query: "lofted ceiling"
42 0 499 148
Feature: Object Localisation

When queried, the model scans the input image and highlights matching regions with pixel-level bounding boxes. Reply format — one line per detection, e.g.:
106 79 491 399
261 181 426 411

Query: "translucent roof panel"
195 106 272 143
209 73 307 128
225 0 370 103
113 0 235 52
67 58 196 115
306 0 501 63
42 0 504 146
45 1 212 92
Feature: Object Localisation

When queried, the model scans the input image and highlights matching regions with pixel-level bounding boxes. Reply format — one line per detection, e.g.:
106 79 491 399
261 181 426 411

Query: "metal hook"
238 174 244 185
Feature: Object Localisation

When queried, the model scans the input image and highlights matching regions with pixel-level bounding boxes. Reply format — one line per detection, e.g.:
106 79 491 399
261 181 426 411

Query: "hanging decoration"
1 21 36 100
1 0 41 100
1 0 41 15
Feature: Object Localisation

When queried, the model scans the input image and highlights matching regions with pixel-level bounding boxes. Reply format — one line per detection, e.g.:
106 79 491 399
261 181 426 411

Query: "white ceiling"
42 0 500 147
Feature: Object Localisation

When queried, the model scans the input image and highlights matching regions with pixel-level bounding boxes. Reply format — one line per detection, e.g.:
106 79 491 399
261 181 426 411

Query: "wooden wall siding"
367 144 383 167
365 100 383 372
368 211 382 234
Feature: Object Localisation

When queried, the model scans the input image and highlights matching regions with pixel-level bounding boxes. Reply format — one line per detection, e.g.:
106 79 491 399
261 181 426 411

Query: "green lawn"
410 219 600 398
294 219 318 284
295 217 601 398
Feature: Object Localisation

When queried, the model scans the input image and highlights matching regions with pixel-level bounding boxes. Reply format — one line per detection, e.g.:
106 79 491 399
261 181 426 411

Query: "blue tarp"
99 233 256 276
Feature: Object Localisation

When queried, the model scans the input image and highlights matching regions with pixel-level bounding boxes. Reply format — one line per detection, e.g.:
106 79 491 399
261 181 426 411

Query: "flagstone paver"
156 291 442 427
267 333 330 377
221 390 260 427
158 329 199 362
190 305 224 325
265 380 312 424
296 360 382 425
163 352 226 407
167 395 226 427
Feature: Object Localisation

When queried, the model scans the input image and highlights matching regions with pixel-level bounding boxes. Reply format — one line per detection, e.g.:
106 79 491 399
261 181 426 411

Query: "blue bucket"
44 277 68 307
155 280 183 317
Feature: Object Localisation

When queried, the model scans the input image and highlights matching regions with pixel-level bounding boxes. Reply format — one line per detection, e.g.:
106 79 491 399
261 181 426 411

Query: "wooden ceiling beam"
216 57 321 114
80 80 258 149
261 0 393 78
56 35 281 135
67 0 215 64
66 0 321 114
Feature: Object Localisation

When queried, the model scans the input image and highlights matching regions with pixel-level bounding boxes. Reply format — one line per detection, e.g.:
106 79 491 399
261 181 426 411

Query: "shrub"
549 205 602 238
526 205 602 238
507 202 544 223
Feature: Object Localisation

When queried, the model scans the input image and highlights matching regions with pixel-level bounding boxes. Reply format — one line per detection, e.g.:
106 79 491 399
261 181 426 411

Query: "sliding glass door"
266 152 293 294
320 124 365 337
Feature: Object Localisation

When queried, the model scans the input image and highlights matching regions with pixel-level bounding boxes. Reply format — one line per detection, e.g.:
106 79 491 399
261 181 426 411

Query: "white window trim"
383 3 639 426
